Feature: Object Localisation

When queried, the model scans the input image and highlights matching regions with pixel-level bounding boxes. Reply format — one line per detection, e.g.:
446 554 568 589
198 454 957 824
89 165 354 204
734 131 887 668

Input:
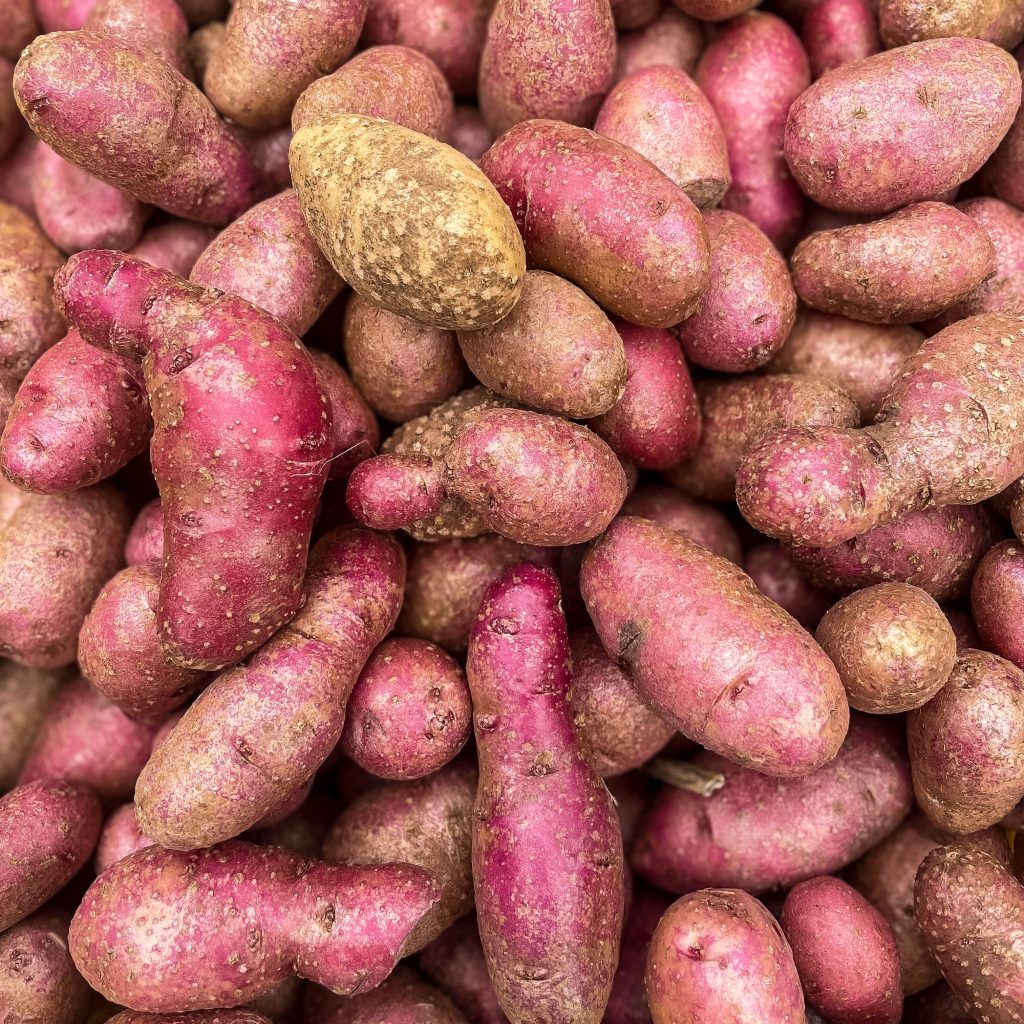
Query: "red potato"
129 221 218 277
0 780 102 932
674 209 796 372
292 45 453 139
125 498 163 565
791 202 997 325
904 983 975 1024
0 0 38 59
0 908 93 1024
595 65 729 209
646 888 805 1024
249 790 338 859
1 330 150 493
55 251 332 671
879 0 1022 47
69 841 441 1012
478 0 615 136
973 540 1024 671
802 0 880 78
95 803 151 873
84 0 191 75
19 675 161 804
203 0 368 130
632 715 911 893
621 485 742 563
908 648 1024 834
0 662 64 790
307 350 380 481
479 119 711 329
14 33 260 225
469 564 624 1024
737 315 1024 548
672 0 760 16
784 38 1022 215
791 503 999 602
340 637 472 780
588 322 701 471
611 0 661 30
946 608 980 651
0 134 36 218
0 58 21 164
615 6 704 81
448 105 492 161
135 527 405 850
763 311 921 422
79 564 211 721
108 1014 272 1024
419 917 509 1024
696 12 810 250
0 482 129 668
782 876 902 1024
744 542 833 629
343 293 466 424
603 886 672 1024
323 761 476 952
582 516 848 776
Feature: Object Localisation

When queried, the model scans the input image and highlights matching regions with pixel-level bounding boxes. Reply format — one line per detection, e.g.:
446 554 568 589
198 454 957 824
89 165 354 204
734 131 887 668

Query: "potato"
879 0 1011 46
109 1013 272 1024
672 0 759 16
784 38 1022 214
290 116 525 331
95 803 151 873
448 105 492 161
744 542 833 629
85 0 191 75
0 0 38 60
0 664 64 792
595 65 729 209
815 583 956 714
632 715 911 893
972 539 1024 671
419 916 508 1024
908 648 1024 834
791 202 996 324
646 888 805 1024
308 350 381 482
621 485 742 564
603 886 672 1024
802 0 880 79
615 6 704 82
124 498 163 566
129 221 218 277
0 58 20 164
674 209 796 372
478 0 616 136
479 119 710 329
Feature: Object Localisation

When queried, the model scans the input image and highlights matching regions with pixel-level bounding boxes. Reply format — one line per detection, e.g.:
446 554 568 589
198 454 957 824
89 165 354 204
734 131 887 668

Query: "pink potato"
743 542 833 629
674 209 796 372
631 715 912 893
582 516 849 776
603 886 672 1024
784 38 1022 215
615 6 703 82
611 0 661 30
621 485 742 563
129 221 218 277
595 65 729 209
0 780 101 932
468 564 624 1024
34 0 96 29
782 876 902 1024
0 0 38 59
108 1014 272 1024
54 251 333 671
0 662 64 790
124 498 163 565
588 322 701 471
646 888 805 1024
448 105 492 161
84 0 191 75
69 841 441 1012
737 315 1024 547
802 0 880 78
308 350 380 481
0 134 37 219
696 12 810 250
95 803 152 873
479 119 711 329
340 637 471 780
134 527 405 850
973 539 1024 671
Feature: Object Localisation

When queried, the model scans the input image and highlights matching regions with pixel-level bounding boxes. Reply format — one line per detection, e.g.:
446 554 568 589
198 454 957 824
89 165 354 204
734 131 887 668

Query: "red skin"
125 498 164 565
129 221 218 277
615 7 704 83
0 0 38 59
479 120 711 329
35 0 97 29
802 0 880 79
782 877 902 1024
85 0 191 75
744 542 833 629
588 322 700 470
309 351 379 481
622 485 742 564
1 329 150 492
973 540 1024 670
468 564 624 1024
0 135 39 218
54 251 333 670
448 105 491 161
0 780 102 932
347 453 446 531
69 841 441 1012
582 516 849 777
135 527 405 850
604 887 672 1024
109 1013 271 1024
696 13 810 250
95 802 152 873
646 889 805 1024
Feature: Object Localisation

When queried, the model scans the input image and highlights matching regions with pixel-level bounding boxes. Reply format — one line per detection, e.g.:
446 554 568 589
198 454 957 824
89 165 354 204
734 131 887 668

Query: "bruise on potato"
743 542 833 630
622 485 742 564
0 661 64 789
290 115 525 331
582 516 849 777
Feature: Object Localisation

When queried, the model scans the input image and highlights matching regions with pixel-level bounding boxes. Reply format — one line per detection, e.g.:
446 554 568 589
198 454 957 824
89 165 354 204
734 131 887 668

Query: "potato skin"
744 542 833 629
95 802 151 873
908 648 1024 834
582 516 849 777
109 1013 272 1024
973 539 1024 670
129 221 218 277
632 715 911 894
782 877 902 1024
0 59 19 164
291 116 525 331
124 498 163 565
791 202 996 324
880 0 1002 46
595 65 729 209
0 662 63 790
479 119 711 329
448 105 492 161
646 888 805 1024
0 0 37 61
675 209 796 372
622 485 742 564
615 6 704 82
784 38 1022 215
815 583 956 714
803 0 880 79
308 351 380 482
478 0 616 136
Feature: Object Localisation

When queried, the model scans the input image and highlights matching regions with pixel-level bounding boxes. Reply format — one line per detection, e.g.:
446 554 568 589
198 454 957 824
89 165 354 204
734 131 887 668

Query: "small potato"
124 498 163 566
95 803 151 873
588 322 700 471
763 311 921 422
595 65 729 209
340 637 471 780
673 0 759 16
418 916 507 1024
782 876 902 1024
674 209 796 372
646 889 804 1024
784 38 1022 214
973 540 1024 671
457 270 627 418
308 350 381 481
290 116 525 331
448 105 491 161
815 583 956 714
0 0 37 60
128 221 218 277
0 663 63 790
880 0 1002 46
803 0 880 79
615 6 704 82
610 0 660 30
744 542 833 629
908 648 1024 834
621 485 742 564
